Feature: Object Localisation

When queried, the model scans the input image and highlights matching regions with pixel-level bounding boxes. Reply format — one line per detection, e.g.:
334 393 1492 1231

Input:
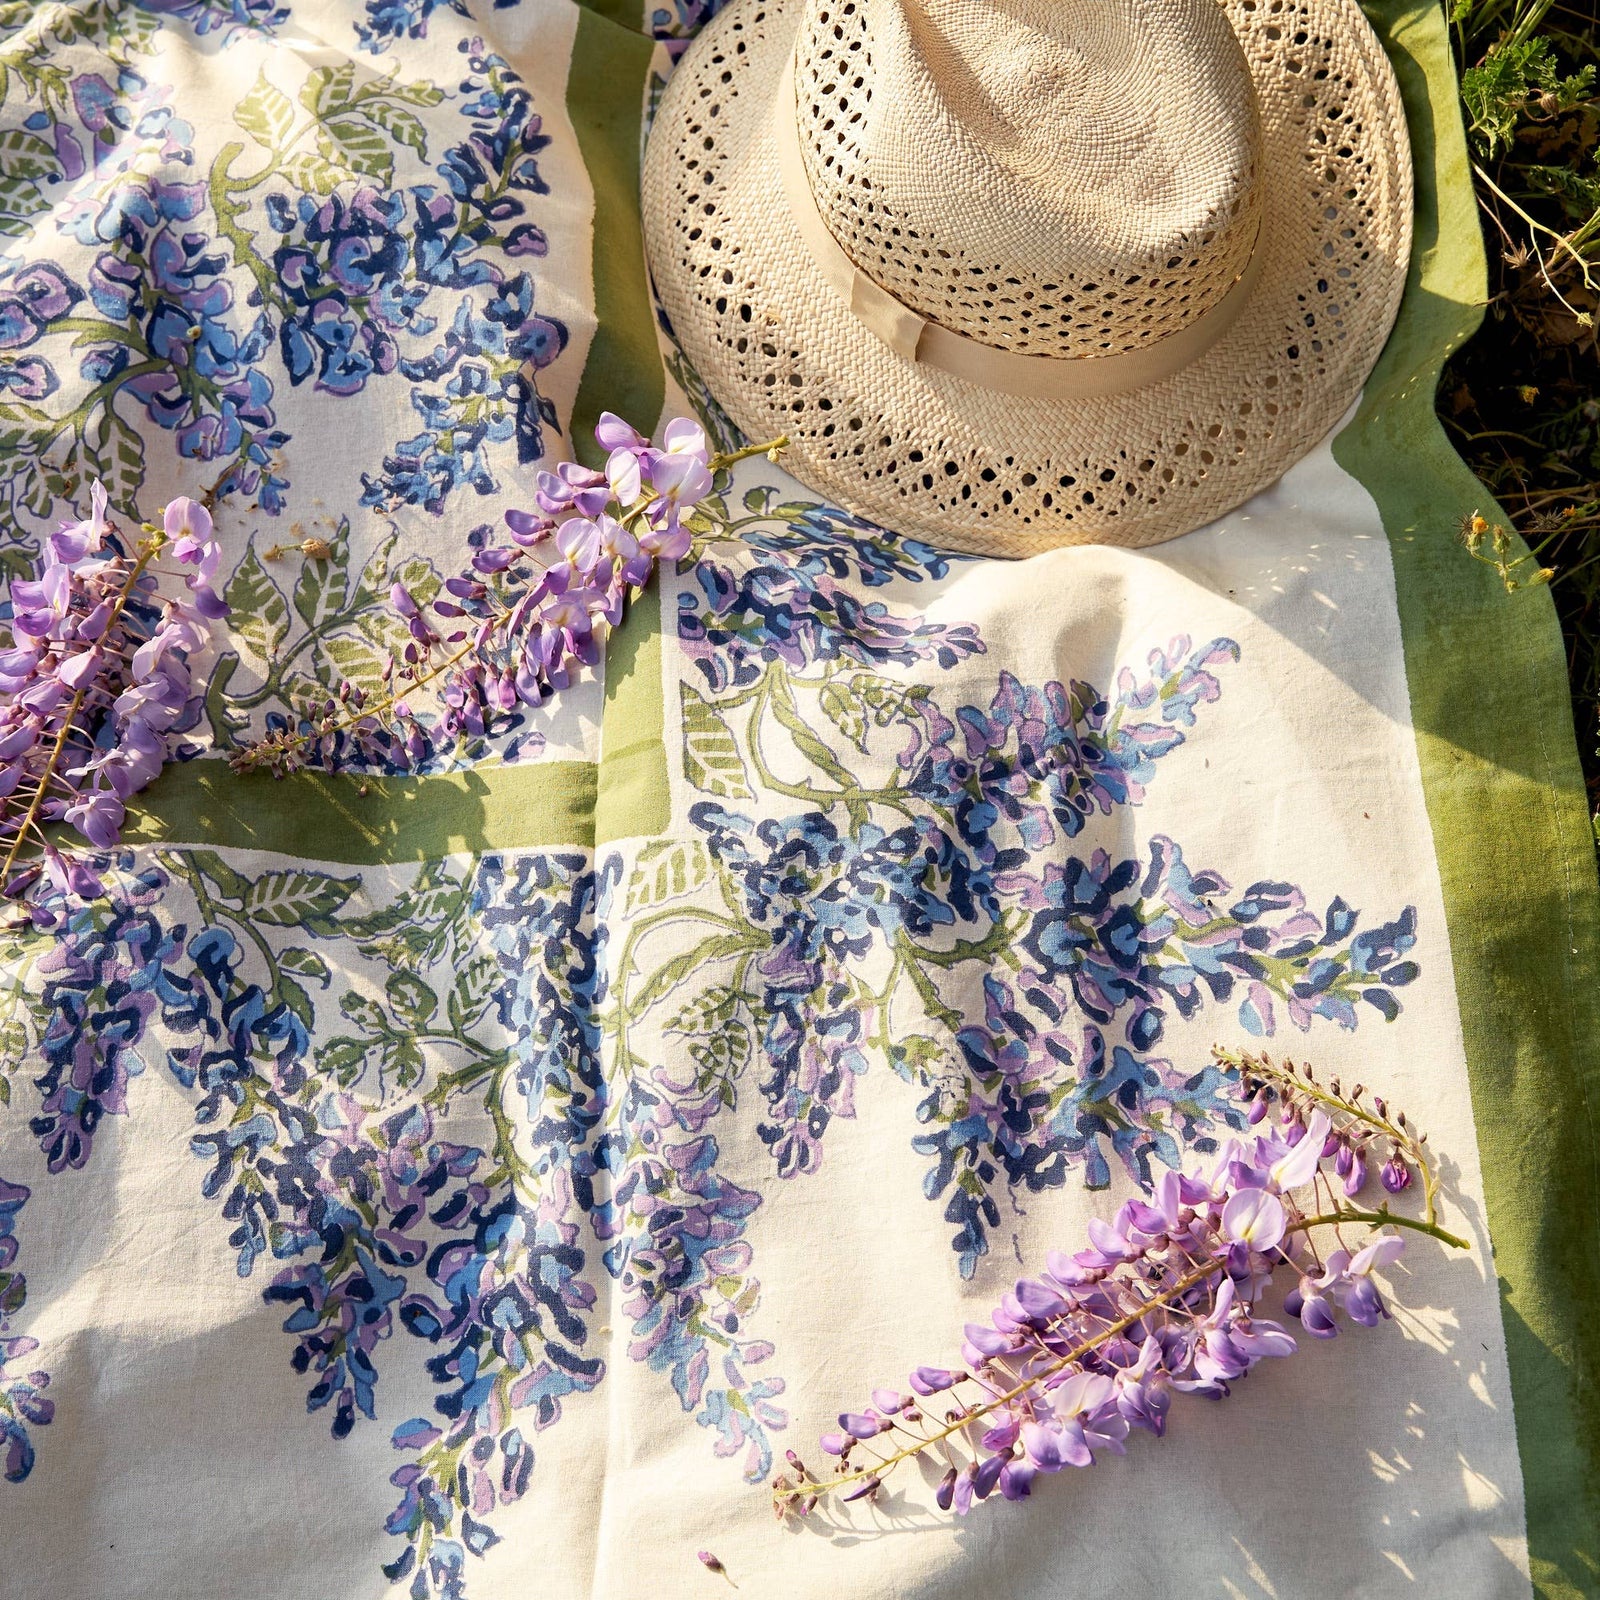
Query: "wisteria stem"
792 1199 1464 1508
1213 1046 1450 1231
1293 1208 1468 1251
710 436 789 470
235 432 788 775
798 1259 1220 1503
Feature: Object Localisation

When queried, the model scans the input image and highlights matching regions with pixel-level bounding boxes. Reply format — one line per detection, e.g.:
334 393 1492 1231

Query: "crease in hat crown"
793 0 1267 361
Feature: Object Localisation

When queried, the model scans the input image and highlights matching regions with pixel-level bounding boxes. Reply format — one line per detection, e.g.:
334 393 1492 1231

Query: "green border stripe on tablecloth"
570 0 674 843
567 4 665 470
573 0 648 29
126 758 597 864
597 576 671 841
1338 5 1600 1593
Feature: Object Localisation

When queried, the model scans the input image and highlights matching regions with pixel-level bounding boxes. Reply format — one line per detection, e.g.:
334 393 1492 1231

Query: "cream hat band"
773 53 1266 399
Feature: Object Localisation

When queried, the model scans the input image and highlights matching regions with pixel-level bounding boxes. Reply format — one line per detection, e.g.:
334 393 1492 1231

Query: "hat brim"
642 0 1413 556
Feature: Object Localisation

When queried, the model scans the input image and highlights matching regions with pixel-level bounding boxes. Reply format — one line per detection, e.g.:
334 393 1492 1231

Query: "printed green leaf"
625 839 713 914
819 671 931 755
666 984 747 1036
0 128 59 183
385 970 438 1029
339 990 389 1033
0 1019 23 1097
245 869 360 926
380 1034 427 1090
278 150 347 196
279 947 332 986
224 544 290 665
446 956 503 1032
680 683 753 799
234 71 295 150
321 629 392 700
278 974 314 1033
301 62 357 118
322 1035 371 1087
85 410 146 518
317 115 393 184
350 531 398 612
689 1020 752 1094
818 679 869 753
366 99 428 159
15 462 52 520
384 77 447 108
293 532 352 630
351 613 413 687
391 554 441 608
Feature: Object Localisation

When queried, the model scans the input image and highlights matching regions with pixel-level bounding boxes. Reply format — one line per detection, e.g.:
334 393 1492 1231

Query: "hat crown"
795 0 1265 359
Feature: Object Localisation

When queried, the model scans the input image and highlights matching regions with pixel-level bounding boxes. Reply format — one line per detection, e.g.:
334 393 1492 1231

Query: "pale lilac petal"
1221 1187 1286 1252
1270 1110 1330 1191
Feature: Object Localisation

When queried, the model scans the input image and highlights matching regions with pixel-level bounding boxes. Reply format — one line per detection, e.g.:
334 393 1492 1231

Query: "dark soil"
1438 0 1600 810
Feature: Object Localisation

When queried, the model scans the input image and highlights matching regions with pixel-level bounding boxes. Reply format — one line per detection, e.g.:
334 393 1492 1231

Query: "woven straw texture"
643 0 1414 554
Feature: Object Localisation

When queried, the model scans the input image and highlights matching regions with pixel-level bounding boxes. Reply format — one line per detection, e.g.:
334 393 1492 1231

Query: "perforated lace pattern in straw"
642 0 1413 555
793 0 1264 360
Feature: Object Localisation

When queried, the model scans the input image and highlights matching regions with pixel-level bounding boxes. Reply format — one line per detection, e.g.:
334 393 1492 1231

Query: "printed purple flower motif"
685 681 1415 1274
355 46 568 516
0 264 82 349
680 512 984 694
265 1098 489 1440
132 0 291 38
31 859 192 1171
10 70 294 514
0 1176 52 1484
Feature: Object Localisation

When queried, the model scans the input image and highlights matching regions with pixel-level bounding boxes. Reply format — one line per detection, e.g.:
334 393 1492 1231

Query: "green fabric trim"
573 0 647 29
126 759 597 864
1339 6 1600 1594
567 4 665 469
597 576 670 841
569 0 673 841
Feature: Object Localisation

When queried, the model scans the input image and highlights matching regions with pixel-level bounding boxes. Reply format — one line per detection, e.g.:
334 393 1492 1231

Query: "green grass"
1438 0 1600 814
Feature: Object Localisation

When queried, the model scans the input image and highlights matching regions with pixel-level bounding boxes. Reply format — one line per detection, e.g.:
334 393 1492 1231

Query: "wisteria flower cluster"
775 1050 1465 1519
232 415 785 777
0 485 227 922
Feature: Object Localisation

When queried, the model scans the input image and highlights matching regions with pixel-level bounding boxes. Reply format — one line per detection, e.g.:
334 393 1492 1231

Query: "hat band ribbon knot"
774 55 1263 399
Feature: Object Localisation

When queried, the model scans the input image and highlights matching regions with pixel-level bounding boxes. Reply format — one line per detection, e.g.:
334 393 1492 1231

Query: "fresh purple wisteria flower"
774 1051 1464 1521
232 414 785 778
0 484 228 921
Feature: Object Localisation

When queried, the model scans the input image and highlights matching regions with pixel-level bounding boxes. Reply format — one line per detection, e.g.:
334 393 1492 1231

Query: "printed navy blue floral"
0 2 1566 1598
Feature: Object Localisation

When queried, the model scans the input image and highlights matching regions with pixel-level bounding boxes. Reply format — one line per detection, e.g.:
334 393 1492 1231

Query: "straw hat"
642 0 1412 555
